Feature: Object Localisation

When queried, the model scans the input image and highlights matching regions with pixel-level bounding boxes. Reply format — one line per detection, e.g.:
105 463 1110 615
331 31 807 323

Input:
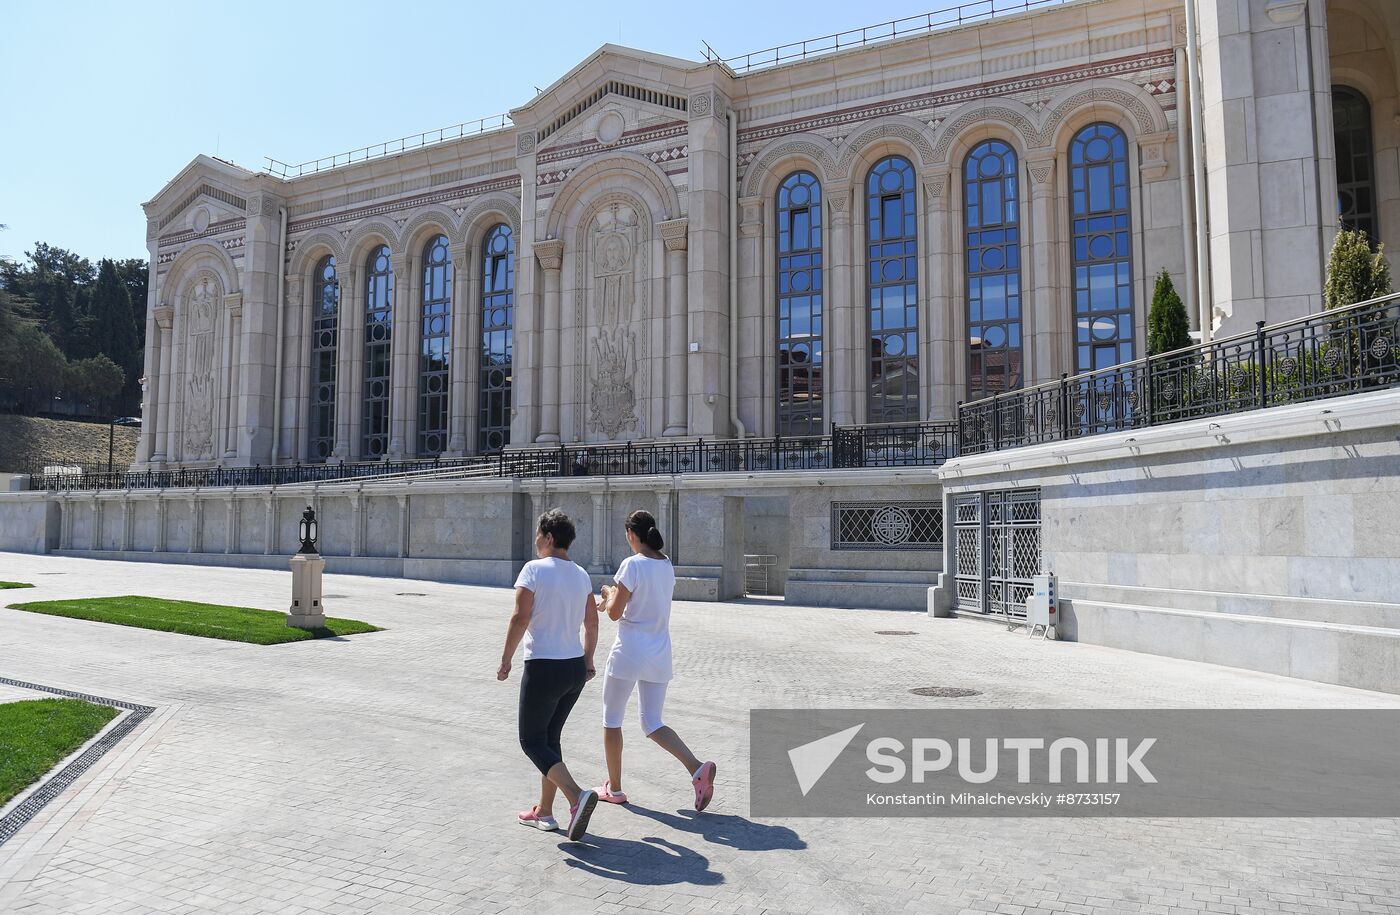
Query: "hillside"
0 414 140 473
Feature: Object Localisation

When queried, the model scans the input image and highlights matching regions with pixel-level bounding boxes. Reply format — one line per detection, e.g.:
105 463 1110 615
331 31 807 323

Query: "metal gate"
953 488 1041 617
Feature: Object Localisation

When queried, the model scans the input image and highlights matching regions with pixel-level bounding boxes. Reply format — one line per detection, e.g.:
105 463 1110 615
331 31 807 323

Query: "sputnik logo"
787 723 865 796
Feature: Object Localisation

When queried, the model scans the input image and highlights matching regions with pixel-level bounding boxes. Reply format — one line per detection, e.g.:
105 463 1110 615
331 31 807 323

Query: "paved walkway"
1 552 1398 915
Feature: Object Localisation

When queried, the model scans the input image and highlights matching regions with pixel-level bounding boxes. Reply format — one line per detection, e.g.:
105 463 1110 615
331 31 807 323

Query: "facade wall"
936 387 1400 692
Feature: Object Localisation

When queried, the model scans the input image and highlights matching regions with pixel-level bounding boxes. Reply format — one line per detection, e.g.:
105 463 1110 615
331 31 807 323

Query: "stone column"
222 295 243 460
189 497 203 554
135 245 159 466
655 485 674 563
90 495 101 551
659 218 690 436
685 89 731 437
120 497 133 552
445 242 473 456
923 171 955 420
826 186 855 426
225 496 238 554
334 266 359 461
155 496 167 553
351 490 364 557
534 239 564 443
263 494 276 555
388 254 414 460
1026 155 1063 384
736 197 766 436
1196 0 1334 334
590 490 607 573
280 281 303 464
152 306 174 465
397 493 410 558
235 191 283 466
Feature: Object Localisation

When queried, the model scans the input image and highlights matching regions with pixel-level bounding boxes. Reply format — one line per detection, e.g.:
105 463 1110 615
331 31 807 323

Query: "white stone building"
133 0 1400 469
5 0 1400 693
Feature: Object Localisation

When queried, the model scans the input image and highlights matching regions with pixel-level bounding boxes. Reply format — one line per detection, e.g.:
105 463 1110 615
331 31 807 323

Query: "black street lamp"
298 506 319 554
108 416 142 473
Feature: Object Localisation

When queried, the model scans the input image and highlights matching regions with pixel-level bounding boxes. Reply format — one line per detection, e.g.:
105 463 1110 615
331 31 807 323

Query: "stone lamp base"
288 552 326 629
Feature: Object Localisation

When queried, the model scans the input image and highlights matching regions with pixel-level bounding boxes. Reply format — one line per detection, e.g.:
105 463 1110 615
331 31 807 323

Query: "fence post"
1143 353 1155 426
1255 320 1268 408
626 439 633 475
1059 373 1071 440
991 394 1001 451
559 443 566 477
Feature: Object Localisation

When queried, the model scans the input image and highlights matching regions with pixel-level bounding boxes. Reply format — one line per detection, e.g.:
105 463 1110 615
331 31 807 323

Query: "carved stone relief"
183 272 221 461
587 204 642 438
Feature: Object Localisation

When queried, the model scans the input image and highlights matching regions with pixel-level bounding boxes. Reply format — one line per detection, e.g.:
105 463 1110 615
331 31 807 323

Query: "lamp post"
108 416 141 473
287 505 326 630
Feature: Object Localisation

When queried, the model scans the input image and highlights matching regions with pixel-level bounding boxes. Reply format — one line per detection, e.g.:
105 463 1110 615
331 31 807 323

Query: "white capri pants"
602 674 668 735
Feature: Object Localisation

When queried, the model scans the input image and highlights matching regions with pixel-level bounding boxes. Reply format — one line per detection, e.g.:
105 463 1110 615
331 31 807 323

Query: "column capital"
738 196 764 233
827 184 853 221
921 170 952 202
660 217 689 251
154 304 174 329
1026 155 1056 185
223 291 243 318
534 238 564 271
1137 131 1171 179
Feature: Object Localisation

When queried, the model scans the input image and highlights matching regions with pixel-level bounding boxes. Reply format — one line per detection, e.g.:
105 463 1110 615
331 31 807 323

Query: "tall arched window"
362 244 393 459
776 171 823 436
1069 123 1134 374
964 140 1022 400
308 255 338 462
418 234 452 456
1333 86 1376 242
866 155 919 422
479 224 514 453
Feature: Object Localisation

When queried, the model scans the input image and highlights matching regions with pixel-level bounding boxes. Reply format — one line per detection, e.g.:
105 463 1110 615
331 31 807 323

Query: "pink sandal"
518 804 559 831
595 780 629 804
692 761 717 812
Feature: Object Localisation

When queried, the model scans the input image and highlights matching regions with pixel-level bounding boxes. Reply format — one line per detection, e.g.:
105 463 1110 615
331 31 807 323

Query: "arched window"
866 155 919 422
308 255 338 462
362 244 393 459
1333 86 1376 242
479 224 514 453
1069 123 1134 374
418 234 452 456
964 140 1022 400
776 171 823 436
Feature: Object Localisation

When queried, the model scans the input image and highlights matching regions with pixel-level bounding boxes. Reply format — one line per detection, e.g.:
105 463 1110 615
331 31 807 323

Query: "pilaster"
659 218 690 436
534 239 565 443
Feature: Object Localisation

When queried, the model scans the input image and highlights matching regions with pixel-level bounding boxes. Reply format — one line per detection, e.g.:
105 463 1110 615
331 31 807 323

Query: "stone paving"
1 552 1399 914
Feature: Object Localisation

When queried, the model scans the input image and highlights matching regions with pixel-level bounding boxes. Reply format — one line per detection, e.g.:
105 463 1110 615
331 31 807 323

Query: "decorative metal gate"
953 488 1041 617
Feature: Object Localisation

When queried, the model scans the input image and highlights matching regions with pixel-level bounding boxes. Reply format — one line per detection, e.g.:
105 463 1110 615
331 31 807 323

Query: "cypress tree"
1147 269 1191 356
87 259 139 388
1324 228 1393 311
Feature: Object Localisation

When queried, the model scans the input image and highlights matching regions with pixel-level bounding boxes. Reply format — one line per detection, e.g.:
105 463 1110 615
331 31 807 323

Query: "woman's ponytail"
626 509 665 552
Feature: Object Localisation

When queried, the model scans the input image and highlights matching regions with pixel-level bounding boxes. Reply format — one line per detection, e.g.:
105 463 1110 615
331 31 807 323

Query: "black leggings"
518 656 587 775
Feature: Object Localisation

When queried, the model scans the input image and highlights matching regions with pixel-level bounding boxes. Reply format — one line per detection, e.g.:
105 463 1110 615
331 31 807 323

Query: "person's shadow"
624 804 806 852
560 835 722 886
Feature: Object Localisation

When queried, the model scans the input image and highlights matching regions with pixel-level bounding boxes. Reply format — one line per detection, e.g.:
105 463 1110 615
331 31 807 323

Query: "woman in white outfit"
595 509 717 811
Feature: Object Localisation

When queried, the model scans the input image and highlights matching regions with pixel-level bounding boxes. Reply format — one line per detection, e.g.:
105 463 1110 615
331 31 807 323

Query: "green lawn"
0 581 35 589
0 698 120 806
6 596 381 645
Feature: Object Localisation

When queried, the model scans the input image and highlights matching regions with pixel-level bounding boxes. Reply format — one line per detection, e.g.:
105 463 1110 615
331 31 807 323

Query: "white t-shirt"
605 554 676 682
514 557 593 661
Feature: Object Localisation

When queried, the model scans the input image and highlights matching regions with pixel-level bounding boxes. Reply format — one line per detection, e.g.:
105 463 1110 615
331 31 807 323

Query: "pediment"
514 44 718 155
145 155 257 238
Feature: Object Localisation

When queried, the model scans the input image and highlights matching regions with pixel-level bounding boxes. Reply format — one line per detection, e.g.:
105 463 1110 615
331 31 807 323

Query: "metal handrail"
960 290 1400 411
702 0 1074 74
263 112 513 180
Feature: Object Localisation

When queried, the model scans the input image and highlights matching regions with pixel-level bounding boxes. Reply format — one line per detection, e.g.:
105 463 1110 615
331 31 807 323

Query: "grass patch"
0 581 35 589
0 698 120 806
6 596 381 645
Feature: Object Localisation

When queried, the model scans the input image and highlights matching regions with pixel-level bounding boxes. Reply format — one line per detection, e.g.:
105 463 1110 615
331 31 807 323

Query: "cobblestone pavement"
1 552 1398 915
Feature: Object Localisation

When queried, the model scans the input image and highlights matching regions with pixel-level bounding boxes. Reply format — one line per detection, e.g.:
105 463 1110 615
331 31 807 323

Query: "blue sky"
0 0 928 264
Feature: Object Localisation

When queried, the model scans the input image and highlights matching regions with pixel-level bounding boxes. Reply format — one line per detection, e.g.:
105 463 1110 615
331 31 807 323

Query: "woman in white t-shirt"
595 509 717 811
497 509 600 841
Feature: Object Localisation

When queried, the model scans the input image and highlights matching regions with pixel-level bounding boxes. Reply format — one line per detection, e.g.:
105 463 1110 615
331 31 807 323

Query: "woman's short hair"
537 509 576 549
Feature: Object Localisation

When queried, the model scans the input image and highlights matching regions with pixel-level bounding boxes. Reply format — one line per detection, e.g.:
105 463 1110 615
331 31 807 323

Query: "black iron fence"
25 422 958 492
957 292 1400 455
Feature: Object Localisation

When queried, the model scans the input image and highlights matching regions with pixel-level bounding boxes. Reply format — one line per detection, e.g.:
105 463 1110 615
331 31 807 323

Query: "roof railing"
263 112 513 180
702 0 1075 74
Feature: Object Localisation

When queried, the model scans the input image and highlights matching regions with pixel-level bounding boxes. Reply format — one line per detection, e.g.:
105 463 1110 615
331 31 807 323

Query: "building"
4 0 1399 693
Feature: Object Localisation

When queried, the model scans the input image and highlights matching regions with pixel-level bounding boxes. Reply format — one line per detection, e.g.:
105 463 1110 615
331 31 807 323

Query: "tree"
115 258 149 352
1324 228 1393 311
0 320 68 414
63 354 125 417
90 259 140 380
1147 269 1191 356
